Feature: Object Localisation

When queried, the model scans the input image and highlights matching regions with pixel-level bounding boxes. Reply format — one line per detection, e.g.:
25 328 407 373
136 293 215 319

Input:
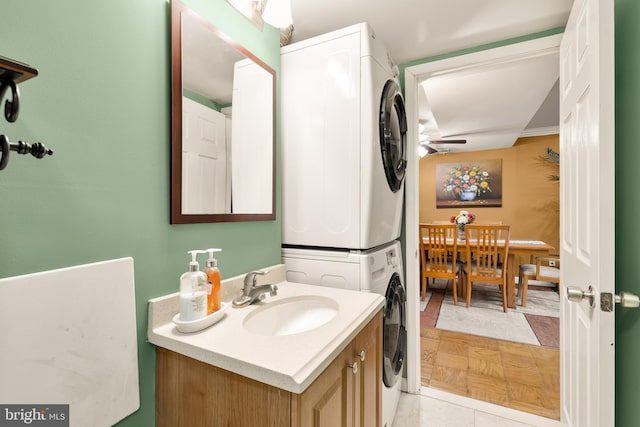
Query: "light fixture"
225 0 293 30
262 0 293 28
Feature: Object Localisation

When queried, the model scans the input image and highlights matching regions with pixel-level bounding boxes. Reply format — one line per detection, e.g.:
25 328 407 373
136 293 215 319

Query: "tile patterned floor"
420 327 560 420
417 279 561 422
392 391 562 427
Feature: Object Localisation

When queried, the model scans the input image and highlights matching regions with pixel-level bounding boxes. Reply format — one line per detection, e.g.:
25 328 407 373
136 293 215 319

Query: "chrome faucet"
232 270 278 307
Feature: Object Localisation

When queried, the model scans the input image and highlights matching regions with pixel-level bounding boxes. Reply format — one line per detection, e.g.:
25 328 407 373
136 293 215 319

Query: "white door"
559 0 615 425
231 58 274 214
182 97 229 214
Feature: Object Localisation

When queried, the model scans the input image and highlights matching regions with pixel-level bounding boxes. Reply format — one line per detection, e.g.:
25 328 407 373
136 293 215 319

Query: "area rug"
422 280 560 348
525 313 560 347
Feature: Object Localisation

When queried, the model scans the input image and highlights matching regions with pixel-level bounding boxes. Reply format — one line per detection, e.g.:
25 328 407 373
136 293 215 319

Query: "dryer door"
379 79 407 193
383 273 406 387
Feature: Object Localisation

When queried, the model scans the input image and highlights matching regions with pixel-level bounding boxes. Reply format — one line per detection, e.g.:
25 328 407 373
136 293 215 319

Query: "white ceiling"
288 0 573 152
183 1 573 153
418 53 560 152
182 11 245 105
289 0 572 63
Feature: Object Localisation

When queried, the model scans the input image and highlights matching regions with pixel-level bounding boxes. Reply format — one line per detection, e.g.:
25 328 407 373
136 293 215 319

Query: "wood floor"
421 327 560 420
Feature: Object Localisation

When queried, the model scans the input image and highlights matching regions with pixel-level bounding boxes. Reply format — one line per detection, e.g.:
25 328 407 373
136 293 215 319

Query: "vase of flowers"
459 190 476 201
450 210 476 240
443 165 492 201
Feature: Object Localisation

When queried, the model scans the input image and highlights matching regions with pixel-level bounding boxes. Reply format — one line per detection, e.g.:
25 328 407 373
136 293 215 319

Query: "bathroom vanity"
148 265 385 426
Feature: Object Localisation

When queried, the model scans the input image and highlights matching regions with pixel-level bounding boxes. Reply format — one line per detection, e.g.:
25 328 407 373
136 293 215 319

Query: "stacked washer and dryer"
280 23 408 427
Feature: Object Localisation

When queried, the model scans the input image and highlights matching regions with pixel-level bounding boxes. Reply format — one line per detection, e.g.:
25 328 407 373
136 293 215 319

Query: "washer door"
379 79 407 193
383 273 407 387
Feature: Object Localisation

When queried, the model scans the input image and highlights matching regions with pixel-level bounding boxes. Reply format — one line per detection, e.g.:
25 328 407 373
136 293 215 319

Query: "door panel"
355 311 382 427
560 0 615 425
182 97 229 214
293 344 355 427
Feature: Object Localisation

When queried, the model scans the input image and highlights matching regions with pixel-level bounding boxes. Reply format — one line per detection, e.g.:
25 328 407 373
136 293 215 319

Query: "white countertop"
147 264 385 393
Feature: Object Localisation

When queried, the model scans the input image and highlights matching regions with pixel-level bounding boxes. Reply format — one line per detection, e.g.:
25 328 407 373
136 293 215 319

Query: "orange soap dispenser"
204 248 222 314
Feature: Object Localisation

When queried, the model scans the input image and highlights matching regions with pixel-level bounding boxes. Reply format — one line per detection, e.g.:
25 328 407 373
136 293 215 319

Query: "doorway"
420 293 560 419
403 34 563 418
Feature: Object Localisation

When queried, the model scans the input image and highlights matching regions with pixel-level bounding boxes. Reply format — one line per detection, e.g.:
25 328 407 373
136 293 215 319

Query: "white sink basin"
243 295 339 336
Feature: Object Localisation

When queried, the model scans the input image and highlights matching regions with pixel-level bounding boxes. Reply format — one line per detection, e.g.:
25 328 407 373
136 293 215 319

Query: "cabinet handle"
347 361 358 375
358 350 365 362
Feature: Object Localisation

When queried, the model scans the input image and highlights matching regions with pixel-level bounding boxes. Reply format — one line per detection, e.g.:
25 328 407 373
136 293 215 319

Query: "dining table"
421 234 555 309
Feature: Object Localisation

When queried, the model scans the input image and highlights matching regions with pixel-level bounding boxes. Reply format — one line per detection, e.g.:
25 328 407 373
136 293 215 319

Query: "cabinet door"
292 312 382 427
155 348 290 427
354 311 382 427
292 343 356 427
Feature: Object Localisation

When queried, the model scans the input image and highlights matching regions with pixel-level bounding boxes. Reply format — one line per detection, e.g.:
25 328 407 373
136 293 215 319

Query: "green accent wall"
0 1 280 426
183 89 224 111
615 0 640 425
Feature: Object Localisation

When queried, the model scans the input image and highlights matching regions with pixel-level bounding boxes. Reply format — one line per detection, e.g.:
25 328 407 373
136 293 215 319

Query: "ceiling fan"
426 139 467 144
418 119 467 153
419 138 466 154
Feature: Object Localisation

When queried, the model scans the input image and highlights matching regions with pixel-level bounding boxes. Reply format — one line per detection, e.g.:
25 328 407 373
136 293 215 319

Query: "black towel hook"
0 79 19 123
0 134 9 170
0 134 53 171
0 56 51 171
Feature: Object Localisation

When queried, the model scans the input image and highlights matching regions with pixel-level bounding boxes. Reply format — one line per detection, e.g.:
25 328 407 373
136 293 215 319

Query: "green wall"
183 89 224 111
0 1 280 425
615 0 640 425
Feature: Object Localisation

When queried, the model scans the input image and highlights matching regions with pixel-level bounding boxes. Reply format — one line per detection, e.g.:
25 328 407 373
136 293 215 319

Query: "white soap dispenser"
179 250 208 321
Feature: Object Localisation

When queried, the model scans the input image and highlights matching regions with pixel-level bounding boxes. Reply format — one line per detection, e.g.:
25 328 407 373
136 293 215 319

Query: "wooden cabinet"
354 310 382 427
291 337 355 427
291 309 382 427
156 311 382 427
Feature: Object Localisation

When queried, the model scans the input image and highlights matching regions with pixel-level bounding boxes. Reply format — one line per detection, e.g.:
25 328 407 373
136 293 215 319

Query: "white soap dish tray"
172 302 229 333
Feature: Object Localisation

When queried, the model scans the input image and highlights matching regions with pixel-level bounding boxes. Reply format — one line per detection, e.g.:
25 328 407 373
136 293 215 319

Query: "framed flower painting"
436 159 503 208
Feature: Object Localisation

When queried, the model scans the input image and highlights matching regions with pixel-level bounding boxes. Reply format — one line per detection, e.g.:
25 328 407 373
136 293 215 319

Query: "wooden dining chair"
462 224 511 312
517 257 560 307
419 223 460 304
429 220 456 238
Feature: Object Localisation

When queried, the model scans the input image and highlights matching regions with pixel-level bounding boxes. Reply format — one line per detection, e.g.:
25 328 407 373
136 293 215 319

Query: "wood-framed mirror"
171 0 276 224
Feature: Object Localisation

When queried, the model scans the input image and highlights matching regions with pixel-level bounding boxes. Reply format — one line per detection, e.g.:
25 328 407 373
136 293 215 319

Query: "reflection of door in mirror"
181 98 230 214
171 0 276 224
